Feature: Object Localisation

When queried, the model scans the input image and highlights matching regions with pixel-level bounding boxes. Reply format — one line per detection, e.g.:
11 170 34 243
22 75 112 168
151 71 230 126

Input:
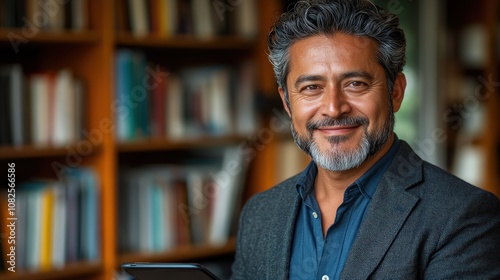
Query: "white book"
53 69 75 146
30 75 51 146
191 0 215 38
275 139 307 183
128 0 149 37
208 146 248 245
235 0 258 39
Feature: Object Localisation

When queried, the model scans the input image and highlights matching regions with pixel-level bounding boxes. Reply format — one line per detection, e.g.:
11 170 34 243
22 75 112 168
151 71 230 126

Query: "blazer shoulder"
239 172 301 227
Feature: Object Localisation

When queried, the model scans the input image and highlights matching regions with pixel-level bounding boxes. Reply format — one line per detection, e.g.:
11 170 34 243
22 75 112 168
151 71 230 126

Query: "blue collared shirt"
289 138 400 280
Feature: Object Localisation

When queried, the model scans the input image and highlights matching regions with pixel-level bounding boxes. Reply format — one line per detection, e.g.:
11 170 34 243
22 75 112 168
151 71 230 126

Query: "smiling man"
230 0 500 279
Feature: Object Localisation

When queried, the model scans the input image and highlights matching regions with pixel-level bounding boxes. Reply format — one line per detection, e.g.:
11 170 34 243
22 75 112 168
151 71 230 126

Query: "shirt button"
322 275 329 280
312 212 318 219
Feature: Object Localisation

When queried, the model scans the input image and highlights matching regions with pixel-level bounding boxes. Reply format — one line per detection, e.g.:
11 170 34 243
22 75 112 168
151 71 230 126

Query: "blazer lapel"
341 142 422 279
266 178 302 280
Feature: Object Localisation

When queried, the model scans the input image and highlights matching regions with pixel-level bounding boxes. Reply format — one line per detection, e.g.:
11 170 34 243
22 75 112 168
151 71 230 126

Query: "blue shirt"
289 138 400 280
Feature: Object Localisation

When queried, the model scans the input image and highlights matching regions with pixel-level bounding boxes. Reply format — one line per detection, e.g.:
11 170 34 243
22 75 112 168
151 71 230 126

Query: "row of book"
0 168 100 272
0 0 89 31
117 0 257 39
0 65 86 147
114 49 257 142
118 146 247 253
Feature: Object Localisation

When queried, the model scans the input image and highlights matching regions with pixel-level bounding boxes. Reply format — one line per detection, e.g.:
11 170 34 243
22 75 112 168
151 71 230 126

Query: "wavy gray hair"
267 0 406 109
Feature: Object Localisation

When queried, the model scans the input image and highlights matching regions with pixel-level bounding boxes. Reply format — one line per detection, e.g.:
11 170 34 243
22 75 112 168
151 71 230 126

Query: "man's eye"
305 85 319 90
349 81 366 87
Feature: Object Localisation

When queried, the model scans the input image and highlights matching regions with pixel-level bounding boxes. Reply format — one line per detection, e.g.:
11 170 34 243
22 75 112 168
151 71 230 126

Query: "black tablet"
121 262 222 280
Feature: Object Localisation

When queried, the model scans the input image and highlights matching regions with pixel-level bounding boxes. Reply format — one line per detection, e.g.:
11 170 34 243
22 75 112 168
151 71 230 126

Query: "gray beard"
291 112 394 172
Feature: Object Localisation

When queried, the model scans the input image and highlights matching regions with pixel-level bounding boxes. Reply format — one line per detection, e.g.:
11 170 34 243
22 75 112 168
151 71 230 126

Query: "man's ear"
278 87 292 117
391 73 406 113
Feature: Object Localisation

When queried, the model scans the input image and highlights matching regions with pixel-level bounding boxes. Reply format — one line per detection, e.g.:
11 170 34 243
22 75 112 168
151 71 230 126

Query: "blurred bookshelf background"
0 0 498 280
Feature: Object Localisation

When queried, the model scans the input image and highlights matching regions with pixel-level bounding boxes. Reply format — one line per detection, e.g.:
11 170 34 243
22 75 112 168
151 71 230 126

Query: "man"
231 0 500 279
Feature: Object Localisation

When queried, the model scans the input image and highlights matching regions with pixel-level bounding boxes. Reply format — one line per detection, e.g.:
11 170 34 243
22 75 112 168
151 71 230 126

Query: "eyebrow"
340 71 374 81
293 71 375 89
293 75 326 89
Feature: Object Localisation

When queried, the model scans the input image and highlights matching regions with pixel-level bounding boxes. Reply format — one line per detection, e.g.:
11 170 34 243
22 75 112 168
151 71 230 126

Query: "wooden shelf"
118 238 236 265
115 33 257 50
117 135 248 153
0 29 101 44
0 143 103 160
0 261 102 280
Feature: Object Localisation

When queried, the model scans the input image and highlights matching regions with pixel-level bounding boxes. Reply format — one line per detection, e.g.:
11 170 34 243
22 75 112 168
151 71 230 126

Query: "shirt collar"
295 135 401 200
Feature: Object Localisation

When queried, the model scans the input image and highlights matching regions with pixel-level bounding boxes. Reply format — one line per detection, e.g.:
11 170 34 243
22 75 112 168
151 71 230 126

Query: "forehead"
287 33 381 78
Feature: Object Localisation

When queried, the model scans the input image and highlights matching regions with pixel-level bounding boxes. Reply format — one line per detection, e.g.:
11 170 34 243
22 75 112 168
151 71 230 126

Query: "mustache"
306 116 369 131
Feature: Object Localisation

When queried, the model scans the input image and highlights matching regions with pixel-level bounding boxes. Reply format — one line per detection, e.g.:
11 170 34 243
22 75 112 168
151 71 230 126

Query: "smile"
316 125 360 136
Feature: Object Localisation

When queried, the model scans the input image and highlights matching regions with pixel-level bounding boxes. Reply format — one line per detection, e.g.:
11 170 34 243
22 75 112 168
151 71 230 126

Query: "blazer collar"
341 141 423 279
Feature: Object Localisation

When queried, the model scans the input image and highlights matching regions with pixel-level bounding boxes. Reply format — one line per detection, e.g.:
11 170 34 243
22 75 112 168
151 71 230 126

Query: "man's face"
279 33 405 172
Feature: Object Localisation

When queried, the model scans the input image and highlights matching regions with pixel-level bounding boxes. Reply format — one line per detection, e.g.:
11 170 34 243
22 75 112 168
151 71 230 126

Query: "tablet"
121 262 222 280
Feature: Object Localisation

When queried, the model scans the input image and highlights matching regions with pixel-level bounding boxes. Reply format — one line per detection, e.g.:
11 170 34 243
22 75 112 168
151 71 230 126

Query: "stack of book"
114 50 257 142
0 168 100 272
0 0 89 31
117 146 247 253
117 0 257 39
0 65 86 147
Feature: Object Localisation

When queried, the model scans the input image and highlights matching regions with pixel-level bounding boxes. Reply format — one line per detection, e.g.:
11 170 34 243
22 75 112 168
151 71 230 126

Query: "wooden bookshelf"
117 135 249 153
0 29 102 44
115 33 257 50
442 0 500 196
118 238 236 265
0 262 102 280
0 1 283 280
0 143 103 160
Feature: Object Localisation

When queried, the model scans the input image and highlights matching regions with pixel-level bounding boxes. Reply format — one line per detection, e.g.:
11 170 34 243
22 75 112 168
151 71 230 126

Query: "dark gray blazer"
231 141 500 279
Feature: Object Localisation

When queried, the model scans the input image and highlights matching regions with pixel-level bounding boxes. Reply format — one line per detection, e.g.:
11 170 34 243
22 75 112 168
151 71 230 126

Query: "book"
0 65 25 146
71 0 89 31
128 0 150 37
191 0 215 38
39 185 54 270
208 146 248 245
115 49 136 141
166 74 184 139
52 69 76 146
29 73 52 146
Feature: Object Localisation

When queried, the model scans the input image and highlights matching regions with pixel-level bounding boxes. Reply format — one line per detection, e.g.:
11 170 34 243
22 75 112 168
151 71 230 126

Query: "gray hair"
267 0 406 109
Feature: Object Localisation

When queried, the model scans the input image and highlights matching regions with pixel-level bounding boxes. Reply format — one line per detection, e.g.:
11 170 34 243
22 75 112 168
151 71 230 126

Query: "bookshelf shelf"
117 135 248 153
115 33 257 50
0 261 102 280
117 238 236 265
0 29 101 44
0 143 103 160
